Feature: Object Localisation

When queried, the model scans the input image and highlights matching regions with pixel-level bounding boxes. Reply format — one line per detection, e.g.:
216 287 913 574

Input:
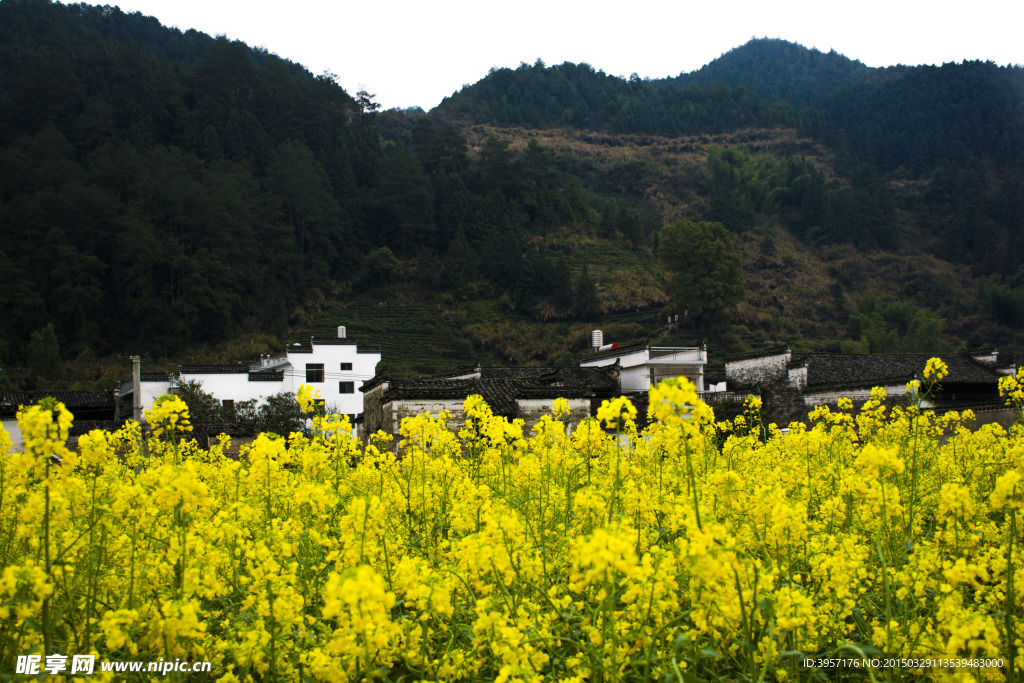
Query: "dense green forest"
434 59 793 134
0 0 636 379
438 42 1024 265
657 38 873 109
1 1 1023 389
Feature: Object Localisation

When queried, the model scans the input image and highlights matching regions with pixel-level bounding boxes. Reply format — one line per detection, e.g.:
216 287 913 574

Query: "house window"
306 364 324 382
340 362 353 371
222 399 234 410
339 381 355 394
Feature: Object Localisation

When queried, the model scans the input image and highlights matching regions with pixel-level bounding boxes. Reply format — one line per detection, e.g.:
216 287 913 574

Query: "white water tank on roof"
591 330 603 349
338 326 347 339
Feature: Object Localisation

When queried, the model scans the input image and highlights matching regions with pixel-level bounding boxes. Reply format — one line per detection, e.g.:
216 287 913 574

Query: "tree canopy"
658 220 744 336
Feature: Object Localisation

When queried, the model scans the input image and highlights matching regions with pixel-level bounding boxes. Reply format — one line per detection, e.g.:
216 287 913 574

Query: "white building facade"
579 342 706 393
133 328 381 419
239 336 382 416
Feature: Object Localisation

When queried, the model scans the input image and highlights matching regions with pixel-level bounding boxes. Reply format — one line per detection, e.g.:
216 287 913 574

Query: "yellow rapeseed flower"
145 394 192 439
596 396 636 430
923 357 948 381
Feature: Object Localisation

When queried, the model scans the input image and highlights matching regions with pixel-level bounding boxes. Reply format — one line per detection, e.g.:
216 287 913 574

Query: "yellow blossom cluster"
0 362 1020 681
144 394 192 440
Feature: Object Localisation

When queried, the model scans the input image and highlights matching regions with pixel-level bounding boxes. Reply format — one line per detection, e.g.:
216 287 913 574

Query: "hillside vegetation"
1 1 1023 387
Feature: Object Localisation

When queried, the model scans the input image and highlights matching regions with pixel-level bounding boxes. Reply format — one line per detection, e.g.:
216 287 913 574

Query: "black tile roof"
428 364 482 380
0 392 30 414
180 364 250 374
383 378 520 417
359 374 393 392
724 346 791 362
283 338 380 353
480 366 619 389
0 391 116 417
791 353 1000 388
378 366 621 418
248 371 285 382
309 338 382 353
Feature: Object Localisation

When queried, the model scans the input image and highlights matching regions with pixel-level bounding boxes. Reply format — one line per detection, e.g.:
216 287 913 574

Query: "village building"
361 365 621 437
724 347 1013 422
577 339 709 393
0 391 118 452
121 327 381 421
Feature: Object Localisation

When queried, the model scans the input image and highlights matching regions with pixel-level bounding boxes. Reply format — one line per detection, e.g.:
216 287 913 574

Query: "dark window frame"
306 363 325 382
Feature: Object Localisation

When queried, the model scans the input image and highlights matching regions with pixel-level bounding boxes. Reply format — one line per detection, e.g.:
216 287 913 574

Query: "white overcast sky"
112 0 1023 111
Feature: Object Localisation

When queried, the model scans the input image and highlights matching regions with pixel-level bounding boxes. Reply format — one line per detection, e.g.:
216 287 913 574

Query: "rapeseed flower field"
0 360 1020 681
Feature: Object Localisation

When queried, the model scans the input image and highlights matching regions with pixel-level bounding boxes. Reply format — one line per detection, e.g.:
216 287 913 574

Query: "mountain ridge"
2 1 1024 390
653 38 874 109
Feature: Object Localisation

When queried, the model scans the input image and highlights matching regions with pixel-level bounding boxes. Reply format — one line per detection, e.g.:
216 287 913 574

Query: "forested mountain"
434 60 793 134
0 0 377 358
656 38 872 109
436 39 1024 273
0 0 625 379
2 2 1023 389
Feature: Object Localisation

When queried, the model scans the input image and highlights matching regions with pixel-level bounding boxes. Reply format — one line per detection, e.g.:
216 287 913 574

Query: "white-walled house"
125 328 381 420
1 391 119 452
138 373 174 414
578 341 707 393
723 347 1010 414
361 365 621 437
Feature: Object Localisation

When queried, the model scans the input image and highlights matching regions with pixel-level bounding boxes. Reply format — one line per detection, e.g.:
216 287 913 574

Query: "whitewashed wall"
725 351 791 388
281 345 380 416
582 348 650 393
1 418 23 453
176 343 381 419
517 398 591 431
178 372 269 405
137 378 173 418
802 384 910 406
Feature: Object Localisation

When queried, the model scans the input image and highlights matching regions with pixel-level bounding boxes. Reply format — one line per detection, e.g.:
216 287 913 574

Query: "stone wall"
360 383 389 437
517 398 592 432
369 396 592 441
803 384 908 407
725 350 791 389
391 398 468 437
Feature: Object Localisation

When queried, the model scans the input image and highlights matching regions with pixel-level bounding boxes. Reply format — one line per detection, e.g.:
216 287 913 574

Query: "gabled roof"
383 378 521 417
0 391 115 417
286 338 381 354
481 366 619 391
790 353 1000 389
579 340 649 363
724 346 791 362
375 365 621 417
248 370 285 382
180 364 250 374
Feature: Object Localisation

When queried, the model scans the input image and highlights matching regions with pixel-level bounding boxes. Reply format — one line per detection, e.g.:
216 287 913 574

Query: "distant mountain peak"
660 37 872 109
